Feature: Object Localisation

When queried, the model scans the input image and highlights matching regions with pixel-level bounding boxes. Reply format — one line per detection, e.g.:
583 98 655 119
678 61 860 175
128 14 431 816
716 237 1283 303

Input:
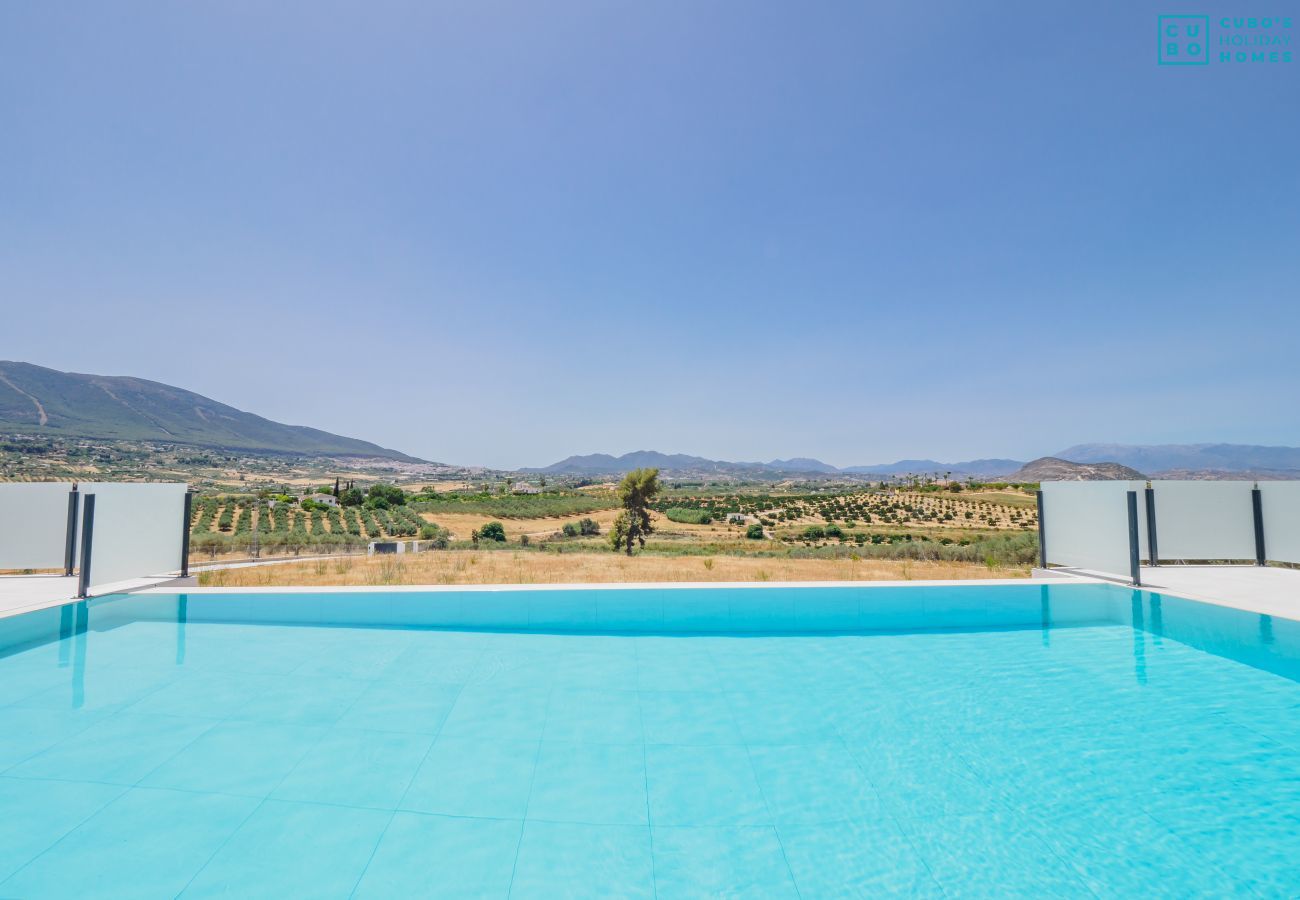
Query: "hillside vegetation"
1005 457 1145 481
0 361 417 459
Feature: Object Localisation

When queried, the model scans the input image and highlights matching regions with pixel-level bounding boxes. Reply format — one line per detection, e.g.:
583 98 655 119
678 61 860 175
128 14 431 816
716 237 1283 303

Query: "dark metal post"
251 499 260 560
1144 485 1158 566
1127 490 1141 587
1252 487 1266 566
76 494 96 599
180 491 194 578
1035 490 1047 569
63 488 80 576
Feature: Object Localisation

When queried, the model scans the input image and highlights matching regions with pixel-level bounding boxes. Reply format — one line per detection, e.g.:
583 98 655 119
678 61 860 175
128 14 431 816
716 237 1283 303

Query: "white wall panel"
78 483 188 588
1150 481 1257 561
1260 482 1300 565
1040 481 1141 578
0 483 75 569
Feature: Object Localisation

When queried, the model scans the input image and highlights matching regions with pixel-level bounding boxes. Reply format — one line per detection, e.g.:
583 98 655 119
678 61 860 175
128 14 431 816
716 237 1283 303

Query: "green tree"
746 523 764 539
479 521 506 542
367 483 407 507
609 467 660 556
339 487 364 507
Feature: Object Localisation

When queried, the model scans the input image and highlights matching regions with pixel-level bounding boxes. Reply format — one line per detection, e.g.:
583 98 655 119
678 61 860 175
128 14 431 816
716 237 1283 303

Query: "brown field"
956 490 1038 508
426 509 624 541
424 509 754 544
197 550 1028 588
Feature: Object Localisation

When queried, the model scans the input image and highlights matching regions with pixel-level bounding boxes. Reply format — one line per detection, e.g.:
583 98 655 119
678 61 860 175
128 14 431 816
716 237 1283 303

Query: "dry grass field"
197 550 1028 588
426 509 623 541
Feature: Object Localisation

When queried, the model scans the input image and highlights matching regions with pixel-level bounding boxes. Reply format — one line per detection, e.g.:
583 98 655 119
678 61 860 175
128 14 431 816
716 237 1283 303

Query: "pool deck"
1137 565 1300 621
1050 564 1300 622
0 573 196 620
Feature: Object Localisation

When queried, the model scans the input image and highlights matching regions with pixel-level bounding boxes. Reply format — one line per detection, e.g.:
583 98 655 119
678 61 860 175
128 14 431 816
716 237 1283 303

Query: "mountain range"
1055 443 1300 474
0 361 419 460
526 451 1027 478
3 361 1299 478
528 446 1300 479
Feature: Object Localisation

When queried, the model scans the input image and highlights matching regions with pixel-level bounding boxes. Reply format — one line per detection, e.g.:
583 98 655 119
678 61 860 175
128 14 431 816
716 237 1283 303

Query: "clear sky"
2 1 1296 469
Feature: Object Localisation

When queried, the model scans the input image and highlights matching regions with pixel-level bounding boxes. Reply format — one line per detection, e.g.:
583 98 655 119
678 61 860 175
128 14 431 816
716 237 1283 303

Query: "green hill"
0 361 421 460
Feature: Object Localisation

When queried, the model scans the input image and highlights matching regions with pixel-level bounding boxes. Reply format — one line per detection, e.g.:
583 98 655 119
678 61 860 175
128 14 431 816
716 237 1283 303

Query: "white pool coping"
137 576 1084 594
9 568 1299 625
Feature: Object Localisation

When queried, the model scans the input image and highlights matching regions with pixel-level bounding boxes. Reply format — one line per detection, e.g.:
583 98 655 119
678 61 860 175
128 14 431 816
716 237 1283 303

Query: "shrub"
664 508 713 525
479 521 506 542
562 522 579 537
367 483 407 506
746 523 764 539
578 517 600 535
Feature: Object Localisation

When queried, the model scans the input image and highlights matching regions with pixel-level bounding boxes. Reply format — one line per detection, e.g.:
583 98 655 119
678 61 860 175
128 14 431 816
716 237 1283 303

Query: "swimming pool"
0 582 1297 897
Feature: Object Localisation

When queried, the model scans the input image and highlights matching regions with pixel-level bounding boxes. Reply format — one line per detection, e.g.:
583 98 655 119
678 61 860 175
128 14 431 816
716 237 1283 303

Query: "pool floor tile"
379 645 483 685
8 712 214 785
645 745 768 827
271 728 433 809
13 663 178 713
748 743 886 825
904 810 1096 898
437 685 550 740
141 720 327 797
335 680 460 733
0 777 127 883
543 688 643 744
727 690 841 745
0 787 258 899
651 825 799 898
777 818 945 897
554 651 639 690
180 799 390 898
401 736 539 819
527 741 648 825
638 691 743 746
0 706 110 771
227 675 370 726
125 671 275 719
353 813 522 898
510 821 654 900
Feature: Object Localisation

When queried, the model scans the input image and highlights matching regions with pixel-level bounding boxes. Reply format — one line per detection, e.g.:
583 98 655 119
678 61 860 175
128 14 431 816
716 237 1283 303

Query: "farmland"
188 495 439 558
193 481 1041 582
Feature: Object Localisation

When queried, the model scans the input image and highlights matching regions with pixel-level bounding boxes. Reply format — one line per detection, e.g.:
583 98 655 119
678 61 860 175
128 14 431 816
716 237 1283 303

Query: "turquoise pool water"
0 583 1298 897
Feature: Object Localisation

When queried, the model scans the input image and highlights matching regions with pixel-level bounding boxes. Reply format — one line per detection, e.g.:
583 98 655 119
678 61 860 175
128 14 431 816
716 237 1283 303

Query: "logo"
1159 15 1294 65
1159 15 1209 64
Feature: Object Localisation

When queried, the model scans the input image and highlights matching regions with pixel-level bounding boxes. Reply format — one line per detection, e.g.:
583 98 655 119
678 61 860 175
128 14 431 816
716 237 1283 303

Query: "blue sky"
2 1 1296 468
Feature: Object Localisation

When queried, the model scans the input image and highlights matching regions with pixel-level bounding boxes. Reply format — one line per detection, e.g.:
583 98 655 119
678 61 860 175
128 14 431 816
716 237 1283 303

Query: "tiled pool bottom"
0 590 1299 896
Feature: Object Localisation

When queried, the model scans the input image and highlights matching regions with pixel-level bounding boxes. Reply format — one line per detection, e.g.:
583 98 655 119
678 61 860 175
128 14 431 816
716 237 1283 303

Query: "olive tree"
609 467 661 556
